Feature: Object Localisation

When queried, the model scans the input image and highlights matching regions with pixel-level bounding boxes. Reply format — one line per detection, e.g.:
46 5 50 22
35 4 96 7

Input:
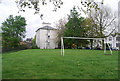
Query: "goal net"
61 37 112 56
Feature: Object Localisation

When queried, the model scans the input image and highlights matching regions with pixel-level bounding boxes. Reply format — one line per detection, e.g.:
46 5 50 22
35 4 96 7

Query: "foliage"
1 15 27 49
80 0 116 38
32 35 38 49
54 18 67 47
91 6 116 49
2 49 118 79
81 18 97 37
80 0 104 15
64 7 86 37
81 1 116 49
64 7 89 48
90 6 116 38
81 2 116 38
16 0 63 18
2 45 28 53
15 0 103 19
81 18 100 49
0 33 2 53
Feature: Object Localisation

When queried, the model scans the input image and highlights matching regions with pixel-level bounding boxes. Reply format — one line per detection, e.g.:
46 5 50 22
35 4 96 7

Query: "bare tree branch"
103 17 116 30
88 5 116 37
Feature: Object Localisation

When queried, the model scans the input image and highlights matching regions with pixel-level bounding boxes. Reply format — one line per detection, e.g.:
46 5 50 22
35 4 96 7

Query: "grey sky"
0 0 119 39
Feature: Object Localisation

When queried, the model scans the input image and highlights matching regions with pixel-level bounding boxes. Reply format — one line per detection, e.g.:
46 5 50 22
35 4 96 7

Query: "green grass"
2 49 118 79
0 54 2 79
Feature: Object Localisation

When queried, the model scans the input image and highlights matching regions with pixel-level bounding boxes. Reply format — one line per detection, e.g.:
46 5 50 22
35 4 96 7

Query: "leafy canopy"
63 7 89 48
64 6 85 37
2 15 27 48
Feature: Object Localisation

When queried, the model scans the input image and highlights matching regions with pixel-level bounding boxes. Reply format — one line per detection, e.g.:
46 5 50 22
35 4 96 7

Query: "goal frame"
61 37 112 56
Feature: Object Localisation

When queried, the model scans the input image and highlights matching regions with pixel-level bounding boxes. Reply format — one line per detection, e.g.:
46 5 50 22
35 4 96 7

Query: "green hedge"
2 45 28 53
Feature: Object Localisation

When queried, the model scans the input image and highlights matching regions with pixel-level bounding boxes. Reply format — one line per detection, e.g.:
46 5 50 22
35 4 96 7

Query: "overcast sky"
0 0 119 39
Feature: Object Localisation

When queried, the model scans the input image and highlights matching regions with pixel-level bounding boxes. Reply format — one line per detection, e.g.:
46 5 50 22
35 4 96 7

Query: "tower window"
109 37 112 41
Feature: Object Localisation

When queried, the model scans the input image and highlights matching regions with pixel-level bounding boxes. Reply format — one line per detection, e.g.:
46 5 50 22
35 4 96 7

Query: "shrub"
2 45 28 53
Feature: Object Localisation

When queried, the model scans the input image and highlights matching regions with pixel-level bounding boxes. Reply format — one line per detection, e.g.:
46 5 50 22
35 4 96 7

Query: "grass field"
0 54 2 79
2 49 118 79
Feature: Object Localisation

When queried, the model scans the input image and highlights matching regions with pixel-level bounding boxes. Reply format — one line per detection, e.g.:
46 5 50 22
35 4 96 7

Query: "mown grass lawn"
2 49 118 79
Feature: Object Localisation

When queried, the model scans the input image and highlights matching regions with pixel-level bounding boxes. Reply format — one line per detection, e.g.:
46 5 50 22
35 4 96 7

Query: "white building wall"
49 30 58 49
106 36 119 50
112 36 116 48
36 30 40 48
36 29 58 49
39 30 47 49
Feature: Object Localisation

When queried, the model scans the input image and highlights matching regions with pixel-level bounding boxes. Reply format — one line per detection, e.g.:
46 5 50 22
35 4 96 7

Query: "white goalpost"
61 37 112 56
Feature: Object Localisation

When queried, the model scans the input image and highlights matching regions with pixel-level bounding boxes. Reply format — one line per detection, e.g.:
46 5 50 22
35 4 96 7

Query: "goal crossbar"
63 37 104 40
61 37 112 56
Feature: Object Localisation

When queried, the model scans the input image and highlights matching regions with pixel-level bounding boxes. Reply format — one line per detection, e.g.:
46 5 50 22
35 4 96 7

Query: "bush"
94 47 102 50
31 45 39 49
85 47 91 49
2 45 28 53
78 47 82 49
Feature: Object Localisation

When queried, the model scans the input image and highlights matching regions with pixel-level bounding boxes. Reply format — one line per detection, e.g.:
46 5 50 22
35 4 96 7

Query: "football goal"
61 37 112 56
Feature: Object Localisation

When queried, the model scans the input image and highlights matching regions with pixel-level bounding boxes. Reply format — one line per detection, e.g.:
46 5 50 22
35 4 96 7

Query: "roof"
36 26 57 32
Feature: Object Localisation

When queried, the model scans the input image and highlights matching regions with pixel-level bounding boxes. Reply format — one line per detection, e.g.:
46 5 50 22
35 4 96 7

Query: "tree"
54 17 67 47
80 0 104 14
89 5 116 49
31 35 38 49
81 18 99 49
80 0 116 49
64 7 84 37
90 6 116 38
64 7 89 48
15 0 102 19
80 0 116 38
2 15 27 48
16 0 63 18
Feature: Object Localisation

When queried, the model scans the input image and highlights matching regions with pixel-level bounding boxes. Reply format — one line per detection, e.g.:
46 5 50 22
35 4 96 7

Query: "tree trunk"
102 39 104 50
90 39 93 49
